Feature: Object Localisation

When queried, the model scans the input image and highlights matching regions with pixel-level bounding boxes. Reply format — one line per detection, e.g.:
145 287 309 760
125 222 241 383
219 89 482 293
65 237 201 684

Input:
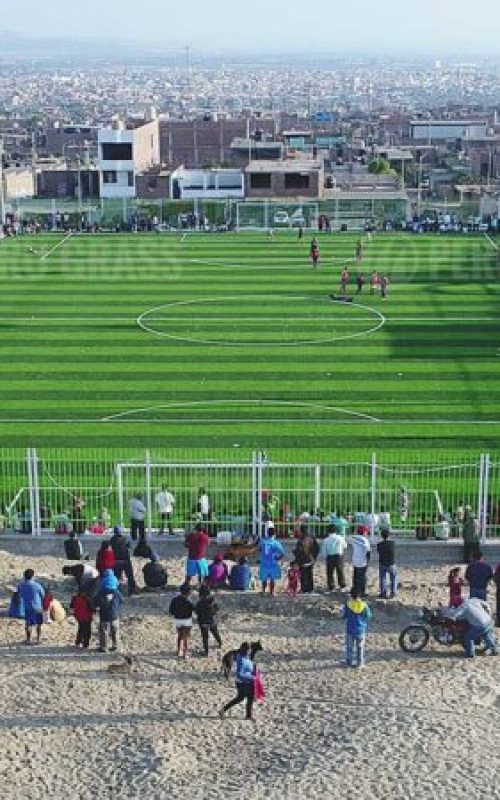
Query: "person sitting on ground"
229 557 253 591
142 554 168 589
169 583 195 659
64 530 84 561
207 553 229 588
448 567 466 608
96 540 116 574
454 596 498 658
195 584 222 656
17 568 45 645
465 552 493 601
494 563 500 628
54 510 72 536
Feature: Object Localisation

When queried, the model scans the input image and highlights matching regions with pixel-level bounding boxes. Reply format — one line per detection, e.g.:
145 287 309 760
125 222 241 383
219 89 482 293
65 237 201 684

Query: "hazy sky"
7 0 500 54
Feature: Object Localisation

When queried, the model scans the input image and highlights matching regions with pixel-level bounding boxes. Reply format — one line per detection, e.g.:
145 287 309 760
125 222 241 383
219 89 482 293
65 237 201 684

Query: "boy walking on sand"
70 589 94 649
17 569 45 645
341 587 372 668
94 569 123 652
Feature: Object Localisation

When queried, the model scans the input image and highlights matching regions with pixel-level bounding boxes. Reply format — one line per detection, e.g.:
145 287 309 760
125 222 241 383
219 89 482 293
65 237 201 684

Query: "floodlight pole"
0 137 5 227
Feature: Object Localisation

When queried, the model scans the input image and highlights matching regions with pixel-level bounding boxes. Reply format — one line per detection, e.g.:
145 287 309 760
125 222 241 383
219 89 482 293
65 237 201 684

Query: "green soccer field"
0 229 499 459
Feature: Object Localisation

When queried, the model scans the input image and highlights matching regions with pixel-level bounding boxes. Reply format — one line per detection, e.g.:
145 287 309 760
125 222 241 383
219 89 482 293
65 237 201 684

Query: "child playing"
341 587 372 668
70 589 94 649
448 567 465 607
42 585 54 624
287 561 300 597
195 584 222 656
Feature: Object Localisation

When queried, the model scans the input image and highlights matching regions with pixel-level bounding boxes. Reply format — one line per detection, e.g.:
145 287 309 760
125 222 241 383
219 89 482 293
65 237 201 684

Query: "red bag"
254 670 266 704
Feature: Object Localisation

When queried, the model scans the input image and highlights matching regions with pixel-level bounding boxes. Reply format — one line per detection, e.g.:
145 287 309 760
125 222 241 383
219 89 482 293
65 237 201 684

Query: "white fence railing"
0 449 498 539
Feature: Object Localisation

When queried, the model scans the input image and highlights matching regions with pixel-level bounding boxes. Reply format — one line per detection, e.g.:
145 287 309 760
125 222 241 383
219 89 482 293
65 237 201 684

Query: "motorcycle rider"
454 597 498 658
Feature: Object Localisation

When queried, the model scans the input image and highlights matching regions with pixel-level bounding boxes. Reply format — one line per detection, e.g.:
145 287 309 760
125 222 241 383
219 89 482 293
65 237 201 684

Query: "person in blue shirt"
94 574 123 653
17 569 45 645
341 587 372 668
229 557 252 591
259 528 285 596
219 642 256 720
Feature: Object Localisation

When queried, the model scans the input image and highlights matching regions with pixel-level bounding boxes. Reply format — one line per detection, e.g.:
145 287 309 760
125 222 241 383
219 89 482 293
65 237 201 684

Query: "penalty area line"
39 231 75 261
484 233 499 252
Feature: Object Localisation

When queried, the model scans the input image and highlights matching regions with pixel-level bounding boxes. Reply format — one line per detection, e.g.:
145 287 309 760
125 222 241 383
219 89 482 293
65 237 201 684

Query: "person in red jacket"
184 523 210 585
96 541 116 574
70 590 94 649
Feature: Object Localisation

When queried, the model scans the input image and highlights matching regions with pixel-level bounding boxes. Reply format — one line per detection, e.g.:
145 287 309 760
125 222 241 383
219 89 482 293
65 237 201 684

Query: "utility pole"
0 138 5 227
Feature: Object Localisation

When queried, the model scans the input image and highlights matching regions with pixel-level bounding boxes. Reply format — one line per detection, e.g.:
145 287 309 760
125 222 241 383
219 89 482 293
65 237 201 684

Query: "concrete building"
410 120 489 143
159 117 277 168
2 166 34 200
135 170 171 200
98 120 160 199
37 168 99 199
170 166 244 200
245 159 324 199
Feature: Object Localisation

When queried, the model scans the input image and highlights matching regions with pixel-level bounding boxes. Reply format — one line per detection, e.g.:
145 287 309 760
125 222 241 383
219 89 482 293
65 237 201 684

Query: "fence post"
33 448 41 536
116 464 124 531
370 452 377 538
256 451 264 537
27 448 35 536
145 449 153 538
251 452 258 538
481 453 490 541
314 465 321 512
477 454 484 539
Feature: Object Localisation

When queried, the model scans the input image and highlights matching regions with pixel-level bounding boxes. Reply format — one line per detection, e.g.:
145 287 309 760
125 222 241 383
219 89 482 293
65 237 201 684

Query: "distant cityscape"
1 39 499 230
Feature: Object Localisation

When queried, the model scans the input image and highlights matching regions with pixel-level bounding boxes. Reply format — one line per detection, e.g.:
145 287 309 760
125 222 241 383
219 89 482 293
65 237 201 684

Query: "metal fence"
0 449 498 539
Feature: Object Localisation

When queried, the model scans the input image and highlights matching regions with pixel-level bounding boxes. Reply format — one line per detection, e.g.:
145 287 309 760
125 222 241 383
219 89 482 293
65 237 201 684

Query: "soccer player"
310 237 320 268
380 274 388 299
356 239 364 262
340 267 350 293
355 272 365 294
370 270 379 295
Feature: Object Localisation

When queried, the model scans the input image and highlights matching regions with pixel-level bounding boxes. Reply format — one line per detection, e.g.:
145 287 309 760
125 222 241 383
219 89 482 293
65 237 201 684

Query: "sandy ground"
0 550 499 800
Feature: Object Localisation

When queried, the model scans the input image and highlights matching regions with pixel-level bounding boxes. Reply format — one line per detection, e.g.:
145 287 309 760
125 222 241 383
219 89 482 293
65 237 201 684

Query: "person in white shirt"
351 526 371 596
198 488 211 521
155 485 176 534
321 526 347 590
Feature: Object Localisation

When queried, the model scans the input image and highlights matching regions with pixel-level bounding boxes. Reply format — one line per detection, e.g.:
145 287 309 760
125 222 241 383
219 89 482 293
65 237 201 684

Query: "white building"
410 120 488 143
98 120 160 199
170 166 244 200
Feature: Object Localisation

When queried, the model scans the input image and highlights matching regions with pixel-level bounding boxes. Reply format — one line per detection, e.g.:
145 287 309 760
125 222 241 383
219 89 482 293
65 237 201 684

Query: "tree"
368 158 394 176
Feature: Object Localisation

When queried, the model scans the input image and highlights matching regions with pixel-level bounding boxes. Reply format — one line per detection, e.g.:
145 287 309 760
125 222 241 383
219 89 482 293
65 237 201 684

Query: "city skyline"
3 0 500 56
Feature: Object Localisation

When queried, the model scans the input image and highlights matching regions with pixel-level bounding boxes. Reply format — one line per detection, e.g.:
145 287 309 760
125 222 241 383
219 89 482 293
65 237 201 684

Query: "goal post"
234 201 319 232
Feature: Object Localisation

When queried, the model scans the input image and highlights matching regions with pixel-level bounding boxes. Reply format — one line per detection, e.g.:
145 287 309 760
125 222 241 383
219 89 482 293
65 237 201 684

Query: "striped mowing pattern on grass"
0 230 499 457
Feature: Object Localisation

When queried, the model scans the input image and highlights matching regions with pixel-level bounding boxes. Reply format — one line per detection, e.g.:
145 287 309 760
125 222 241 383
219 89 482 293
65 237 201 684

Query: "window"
127 171 134 187
250 172 271 189
102 171 117 184
284 173 310 189
101 142 133 161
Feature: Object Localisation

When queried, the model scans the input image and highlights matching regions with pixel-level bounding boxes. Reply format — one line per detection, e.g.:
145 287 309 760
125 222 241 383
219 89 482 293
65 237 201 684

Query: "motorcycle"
399 606 487 654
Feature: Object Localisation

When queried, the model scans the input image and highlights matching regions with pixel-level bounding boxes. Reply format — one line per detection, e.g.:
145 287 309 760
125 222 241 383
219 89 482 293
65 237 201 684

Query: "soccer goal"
234 201 319 231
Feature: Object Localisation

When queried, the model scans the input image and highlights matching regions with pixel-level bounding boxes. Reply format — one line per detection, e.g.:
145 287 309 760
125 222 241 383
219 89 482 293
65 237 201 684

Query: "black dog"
221 641 263 679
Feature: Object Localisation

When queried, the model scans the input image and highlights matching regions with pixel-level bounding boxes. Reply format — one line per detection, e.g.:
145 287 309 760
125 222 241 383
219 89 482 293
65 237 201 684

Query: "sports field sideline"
0 230 499 458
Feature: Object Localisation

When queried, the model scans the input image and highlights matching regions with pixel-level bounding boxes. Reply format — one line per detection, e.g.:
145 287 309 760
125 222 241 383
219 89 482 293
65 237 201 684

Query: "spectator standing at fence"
465 552 493 601
197 488 211 521
462 508 480 563
110 526 138 596
155 484 175 535
129 493 147 542
294 526 320 593
321 525 347 591
351 526 371 596
17 569 45 645
377 529 398 598
72 492 86 535
185 523 210 585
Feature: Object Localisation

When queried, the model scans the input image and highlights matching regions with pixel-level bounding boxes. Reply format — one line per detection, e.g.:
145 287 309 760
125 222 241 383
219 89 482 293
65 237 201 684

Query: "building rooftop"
245 159 322 173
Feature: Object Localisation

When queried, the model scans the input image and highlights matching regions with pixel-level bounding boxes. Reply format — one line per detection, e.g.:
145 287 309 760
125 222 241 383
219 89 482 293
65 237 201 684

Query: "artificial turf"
0 229 499 460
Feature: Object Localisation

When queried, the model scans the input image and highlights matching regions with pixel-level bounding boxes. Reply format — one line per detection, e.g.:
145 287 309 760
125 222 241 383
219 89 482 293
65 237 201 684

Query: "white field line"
39 232 74 261
0 418 498 425
0 315 498 324
483 233 499 251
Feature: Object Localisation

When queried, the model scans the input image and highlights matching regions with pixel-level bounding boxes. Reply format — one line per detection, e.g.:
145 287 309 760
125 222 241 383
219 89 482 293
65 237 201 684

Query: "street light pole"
0 138 5 227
